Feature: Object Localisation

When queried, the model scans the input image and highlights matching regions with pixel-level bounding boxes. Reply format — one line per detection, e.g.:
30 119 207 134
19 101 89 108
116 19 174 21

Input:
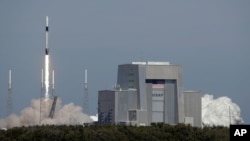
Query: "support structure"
51 70 55 97
49 96 57 118
7 69 12 117
40 69 45 124
83 69 89 115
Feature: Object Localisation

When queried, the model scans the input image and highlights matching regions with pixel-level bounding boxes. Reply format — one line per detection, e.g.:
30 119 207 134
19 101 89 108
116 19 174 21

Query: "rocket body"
44 16 50 99
45 16 49 55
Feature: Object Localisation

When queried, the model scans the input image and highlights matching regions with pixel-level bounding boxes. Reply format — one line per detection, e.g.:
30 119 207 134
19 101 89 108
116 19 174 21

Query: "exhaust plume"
0 98 92 129
202 94 244 127
1 94 244 128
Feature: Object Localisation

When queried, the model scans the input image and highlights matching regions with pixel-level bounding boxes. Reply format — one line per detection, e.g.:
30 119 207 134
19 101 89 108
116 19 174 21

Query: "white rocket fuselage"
45 16 49 55
44 16 50 99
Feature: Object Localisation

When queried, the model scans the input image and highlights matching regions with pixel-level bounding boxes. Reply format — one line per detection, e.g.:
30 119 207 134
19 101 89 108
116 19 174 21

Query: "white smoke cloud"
202 94 244 127
1 94 244 129
0 98 93 129
90 114 98 122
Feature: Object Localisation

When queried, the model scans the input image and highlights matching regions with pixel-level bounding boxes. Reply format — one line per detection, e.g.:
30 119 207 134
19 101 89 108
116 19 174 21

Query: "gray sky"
0 1 249 123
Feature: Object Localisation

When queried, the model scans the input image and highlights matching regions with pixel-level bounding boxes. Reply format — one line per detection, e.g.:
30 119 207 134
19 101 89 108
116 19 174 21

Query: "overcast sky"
0 1 249 123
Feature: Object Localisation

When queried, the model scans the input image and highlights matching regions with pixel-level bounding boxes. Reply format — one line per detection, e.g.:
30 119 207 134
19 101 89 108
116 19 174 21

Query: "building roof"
131 61 170 65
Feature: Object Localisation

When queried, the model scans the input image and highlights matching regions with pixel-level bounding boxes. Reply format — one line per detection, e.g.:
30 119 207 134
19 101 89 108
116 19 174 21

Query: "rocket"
44 16 50 99
45 16 49 55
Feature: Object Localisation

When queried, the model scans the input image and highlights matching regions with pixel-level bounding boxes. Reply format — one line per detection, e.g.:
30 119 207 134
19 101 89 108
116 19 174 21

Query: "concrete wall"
117 64 140 108
98 90 115 123
184 91 202 127
145 65 184 123
98 90 138 124
164 80 178 124
115 90 137 123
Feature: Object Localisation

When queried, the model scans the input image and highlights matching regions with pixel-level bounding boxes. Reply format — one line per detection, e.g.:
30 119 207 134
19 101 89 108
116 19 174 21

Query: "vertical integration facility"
98 61 201 127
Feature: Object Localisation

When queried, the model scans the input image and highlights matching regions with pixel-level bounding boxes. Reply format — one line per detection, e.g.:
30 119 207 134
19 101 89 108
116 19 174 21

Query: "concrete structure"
116 62 184 125
98 62 187 125
184 91 202 127
98 89 148 125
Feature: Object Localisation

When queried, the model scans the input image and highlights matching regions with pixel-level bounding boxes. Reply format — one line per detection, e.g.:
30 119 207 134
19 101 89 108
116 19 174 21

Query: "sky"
0 1 249 123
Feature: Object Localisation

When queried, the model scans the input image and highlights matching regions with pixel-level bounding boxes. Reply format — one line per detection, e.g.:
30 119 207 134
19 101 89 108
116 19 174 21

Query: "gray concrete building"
98 89 147 125
117 62 184 125
98 61 201 126
184 91 202 127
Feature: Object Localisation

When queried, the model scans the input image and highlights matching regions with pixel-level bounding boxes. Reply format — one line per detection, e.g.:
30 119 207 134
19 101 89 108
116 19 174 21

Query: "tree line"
0 123 229 141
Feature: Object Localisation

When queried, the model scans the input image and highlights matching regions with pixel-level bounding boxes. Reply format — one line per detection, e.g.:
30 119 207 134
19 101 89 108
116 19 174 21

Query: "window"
128 73 134 76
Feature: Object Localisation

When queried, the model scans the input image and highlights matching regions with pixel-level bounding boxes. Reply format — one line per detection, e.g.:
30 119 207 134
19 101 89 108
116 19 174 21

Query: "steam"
1 94 244 129
202 94 244 127
44 55 49 99
0 98 92 129
90 114 98 122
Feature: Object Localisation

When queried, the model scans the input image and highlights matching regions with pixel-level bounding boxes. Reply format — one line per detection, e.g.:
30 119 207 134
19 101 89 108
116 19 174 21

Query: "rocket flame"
45 55 50 99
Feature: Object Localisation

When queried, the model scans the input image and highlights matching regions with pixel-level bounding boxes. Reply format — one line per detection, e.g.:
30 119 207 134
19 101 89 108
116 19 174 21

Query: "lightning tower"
83 69 89 115
51 70 55 97
40 69 45 124
7 69 12 117
49 70 57 119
